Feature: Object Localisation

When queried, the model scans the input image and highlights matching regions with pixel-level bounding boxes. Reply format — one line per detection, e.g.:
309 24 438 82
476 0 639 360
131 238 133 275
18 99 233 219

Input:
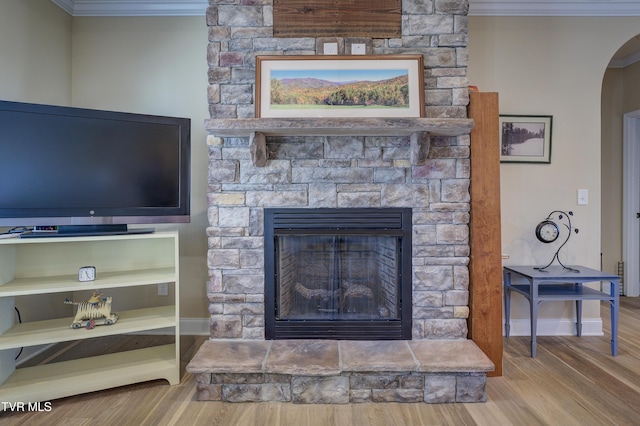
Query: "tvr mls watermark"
1 401 52 412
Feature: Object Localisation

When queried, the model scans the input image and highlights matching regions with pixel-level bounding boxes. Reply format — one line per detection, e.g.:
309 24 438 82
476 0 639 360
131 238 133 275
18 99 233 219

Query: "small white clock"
535 220 559 243
78 266 96 282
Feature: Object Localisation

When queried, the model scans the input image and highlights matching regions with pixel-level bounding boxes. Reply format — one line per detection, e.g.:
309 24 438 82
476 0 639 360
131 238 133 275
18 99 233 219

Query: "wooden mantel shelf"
205 117 474 138
205 117 474 167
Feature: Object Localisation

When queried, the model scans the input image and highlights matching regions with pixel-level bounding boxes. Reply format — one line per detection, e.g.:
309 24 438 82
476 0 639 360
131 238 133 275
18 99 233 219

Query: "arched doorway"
602 34 640 296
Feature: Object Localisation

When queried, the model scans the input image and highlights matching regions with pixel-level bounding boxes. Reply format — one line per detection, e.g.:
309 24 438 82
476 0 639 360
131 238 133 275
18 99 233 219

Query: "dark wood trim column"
468 92 503 376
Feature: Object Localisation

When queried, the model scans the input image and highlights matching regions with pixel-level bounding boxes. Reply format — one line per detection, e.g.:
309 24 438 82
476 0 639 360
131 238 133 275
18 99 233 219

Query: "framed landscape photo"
255 55 424 118
499 115 553 163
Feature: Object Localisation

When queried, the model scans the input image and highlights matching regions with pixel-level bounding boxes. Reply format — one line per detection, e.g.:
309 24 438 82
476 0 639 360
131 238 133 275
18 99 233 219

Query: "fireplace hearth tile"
341 340 418 372
409 339 495 373
187 340 271 373
187 339 494 404
265 340 340 376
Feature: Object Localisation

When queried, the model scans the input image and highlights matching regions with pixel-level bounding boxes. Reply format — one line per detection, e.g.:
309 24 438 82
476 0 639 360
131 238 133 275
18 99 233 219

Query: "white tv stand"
0 231 180 405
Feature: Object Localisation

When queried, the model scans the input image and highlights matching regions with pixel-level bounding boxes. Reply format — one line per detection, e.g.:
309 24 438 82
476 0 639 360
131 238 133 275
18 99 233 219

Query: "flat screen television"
0 100 190 237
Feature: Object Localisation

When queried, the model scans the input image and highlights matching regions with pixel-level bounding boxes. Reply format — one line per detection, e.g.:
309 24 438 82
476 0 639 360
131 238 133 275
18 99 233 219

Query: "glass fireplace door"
276 235 401 322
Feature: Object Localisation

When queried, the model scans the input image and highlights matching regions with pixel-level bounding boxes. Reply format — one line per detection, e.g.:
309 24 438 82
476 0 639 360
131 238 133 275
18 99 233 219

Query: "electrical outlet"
158 282 169 296
351 43 366 55
323 42 338 55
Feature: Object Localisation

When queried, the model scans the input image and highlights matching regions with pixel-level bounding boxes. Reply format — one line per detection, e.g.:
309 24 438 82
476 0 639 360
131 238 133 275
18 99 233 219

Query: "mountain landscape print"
269 68 410 110
256 55 424 118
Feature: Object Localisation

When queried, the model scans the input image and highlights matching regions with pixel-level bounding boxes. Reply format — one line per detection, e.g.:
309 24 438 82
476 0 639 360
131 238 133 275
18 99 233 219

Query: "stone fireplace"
187 0 494 404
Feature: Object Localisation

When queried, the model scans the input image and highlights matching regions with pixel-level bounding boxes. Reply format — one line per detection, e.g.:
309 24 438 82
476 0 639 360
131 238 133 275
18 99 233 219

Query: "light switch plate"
577 189 588 205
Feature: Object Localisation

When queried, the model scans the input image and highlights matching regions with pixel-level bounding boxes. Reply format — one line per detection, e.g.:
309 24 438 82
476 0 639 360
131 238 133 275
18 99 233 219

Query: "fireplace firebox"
264 208 412 340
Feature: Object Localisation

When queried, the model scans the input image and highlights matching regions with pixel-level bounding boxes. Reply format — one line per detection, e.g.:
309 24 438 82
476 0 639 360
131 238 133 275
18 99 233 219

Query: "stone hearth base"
186 339 494 404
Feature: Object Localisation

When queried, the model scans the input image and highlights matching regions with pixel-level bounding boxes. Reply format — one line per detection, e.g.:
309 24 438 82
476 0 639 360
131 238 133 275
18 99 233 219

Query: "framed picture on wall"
499 115 553 163
255 55 425 118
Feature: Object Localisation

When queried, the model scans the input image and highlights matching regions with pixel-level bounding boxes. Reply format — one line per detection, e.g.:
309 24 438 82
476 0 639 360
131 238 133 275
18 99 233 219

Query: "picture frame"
499 115 553 164
255 55 425 118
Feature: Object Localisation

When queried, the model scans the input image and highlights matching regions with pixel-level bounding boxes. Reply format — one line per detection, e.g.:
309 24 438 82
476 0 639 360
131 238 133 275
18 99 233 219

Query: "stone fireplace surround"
186 0 495 404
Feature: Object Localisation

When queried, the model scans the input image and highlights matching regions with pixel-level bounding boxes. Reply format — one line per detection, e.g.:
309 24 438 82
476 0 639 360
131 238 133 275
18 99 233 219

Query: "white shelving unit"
0 231 180 405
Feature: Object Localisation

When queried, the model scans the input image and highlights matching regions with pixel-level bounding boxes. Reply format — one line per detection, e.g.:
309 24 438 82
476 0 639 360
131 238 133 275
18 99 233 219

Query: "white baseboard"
504 318 604 336
130 318 209 336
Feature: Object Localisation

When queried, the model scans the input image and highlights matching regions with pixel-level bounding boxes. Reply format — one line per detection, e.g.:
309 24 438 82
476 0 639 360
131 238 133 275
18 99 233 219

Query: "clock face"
535 220 559 243
78 266 96 282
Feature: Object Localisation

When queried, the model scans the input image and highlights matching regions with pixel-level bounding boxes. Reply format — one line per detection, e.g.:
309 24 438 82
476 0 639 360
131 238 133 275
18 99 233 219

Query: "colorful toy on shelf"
64 291 119 329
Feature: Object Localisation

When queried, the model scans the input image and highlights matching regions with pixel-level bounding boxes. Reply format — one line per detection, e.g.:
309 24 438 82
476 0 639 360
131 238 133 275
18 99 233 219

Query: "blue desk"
503 265 619 357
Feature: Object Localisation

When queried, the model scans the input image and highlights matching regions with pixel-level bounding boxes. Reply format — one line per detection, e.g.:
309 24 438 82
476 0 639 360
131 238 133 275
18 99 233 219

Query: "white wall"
0 0 71 104
70 17 210 328
601 68 624 279
468 16 640 334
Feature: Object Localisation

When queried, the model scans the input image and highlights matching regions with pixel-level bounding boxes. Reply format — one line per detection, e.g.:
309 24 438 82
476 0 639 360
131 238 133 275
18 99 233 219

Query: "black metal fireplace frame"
264 208 412 340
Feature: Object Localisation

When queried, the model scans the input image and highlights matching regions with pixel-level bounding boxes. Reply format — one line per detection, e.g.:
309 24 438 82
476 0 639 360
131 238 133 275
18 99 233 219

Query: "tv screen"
0 100 190 236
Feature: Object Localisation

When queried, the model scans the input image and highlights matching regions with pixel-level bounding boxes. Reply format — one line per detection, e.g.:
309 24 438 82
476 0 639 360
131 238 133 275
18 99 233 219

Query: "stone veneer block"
424 375 457 403
455 374 488 403
340 340 418 372
372 388 424 403
265 340 340 376
291 376 350 404
408 339 495 373
349 389 372 403
222 383 292 403
187 340 270 374
195 384 222 401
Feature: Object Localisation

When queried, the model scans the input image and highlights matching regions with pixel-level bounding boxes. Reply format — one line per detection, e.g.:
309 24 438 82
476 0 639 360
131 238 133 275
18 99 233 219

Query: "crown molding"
50 0 640 17
50 0 208 17
469 1 640 17
51 0 75 15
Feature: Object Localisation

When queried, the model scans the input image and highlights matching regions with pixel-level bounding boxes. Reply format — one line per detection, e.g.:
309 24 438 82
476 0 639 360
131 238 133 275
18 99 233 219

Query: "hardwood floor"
2 297 639 425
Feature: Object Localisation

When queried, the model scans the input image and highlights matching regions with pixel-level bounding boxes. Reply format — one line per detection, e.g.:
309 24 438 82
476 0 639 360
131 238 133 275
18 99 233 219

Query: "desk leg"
610 280 619 356
530 279 538 357
575 298 582 337
530 301 538 357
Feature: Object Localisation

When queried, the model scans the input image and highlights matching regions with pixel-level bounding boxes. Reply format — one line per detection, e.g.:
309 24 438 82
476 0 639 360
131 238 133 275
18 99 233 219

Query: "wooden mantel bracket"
250 132 267 167
410 132 430 166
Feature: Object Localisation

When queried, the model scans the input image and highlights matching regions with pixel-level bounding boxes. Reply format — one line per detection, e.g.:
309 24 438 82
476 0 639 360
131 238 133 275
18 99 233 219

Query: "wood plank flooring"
1 297 639 425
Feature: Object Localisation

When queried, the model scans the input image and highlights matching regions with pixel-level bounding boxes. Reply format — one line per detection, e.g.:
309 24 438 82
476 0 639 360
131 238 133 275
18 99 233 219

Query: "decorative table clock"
534 210 579 272
78 265 96 282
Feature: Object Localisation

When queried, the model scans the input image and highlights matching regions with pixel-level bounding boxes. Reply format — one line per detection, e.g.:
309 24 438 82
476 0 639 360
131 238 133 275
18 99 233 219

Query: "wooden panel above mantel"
273 0 401 38
205 117 474 138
